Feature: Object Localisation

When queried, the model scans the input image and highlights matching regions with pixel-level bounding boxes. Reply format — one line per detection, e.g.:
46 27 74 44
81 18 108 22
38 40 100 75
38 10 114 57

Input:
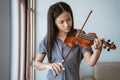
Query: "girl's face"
55 11 72 34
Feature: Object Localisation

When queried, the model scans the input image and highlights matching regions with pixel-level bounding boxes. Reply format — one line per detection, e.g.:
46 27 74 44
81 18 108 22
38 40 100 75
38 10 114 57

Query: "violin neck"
80 34 95 41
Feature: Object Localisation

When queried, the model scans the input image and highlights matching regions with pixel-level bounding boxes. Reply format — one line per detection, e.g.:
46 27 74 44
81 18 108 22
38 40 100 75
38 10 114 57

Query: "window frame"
18 0 36 80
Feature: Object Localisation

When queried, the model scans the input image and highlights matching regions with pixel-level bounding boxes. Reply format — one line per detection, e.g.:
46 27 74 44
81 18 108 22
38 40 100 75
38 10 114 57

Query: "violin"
65 29 116 51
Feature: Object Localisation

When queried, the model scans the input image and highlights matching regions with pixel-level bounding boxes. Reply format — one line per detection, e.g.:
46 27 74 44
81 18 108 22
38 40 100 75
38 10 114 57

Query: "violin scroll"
103 39 116 51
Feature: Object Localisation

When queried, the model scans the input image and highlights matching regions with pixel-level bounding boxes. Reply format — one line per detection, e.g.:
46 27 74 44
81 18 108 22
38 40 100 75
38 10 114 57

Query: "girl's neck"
57 32 67 42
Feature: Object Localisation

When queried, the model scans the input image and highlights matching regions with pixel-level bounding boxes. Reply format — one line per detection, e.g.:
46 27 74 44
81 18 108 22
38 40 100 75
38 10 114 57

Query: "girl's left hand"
93 38 103 50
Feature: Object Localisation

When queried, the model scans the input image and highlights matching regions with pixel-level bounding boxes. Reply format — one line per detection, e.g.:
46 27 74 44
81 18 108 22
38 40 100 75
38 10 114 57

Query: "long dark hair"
47 2 74 62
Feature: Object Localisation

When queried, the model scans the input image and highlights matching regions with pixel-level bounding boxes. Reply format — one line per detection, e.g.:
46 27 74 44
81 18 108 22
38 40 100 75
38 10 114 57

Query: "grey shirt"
38 36 93 80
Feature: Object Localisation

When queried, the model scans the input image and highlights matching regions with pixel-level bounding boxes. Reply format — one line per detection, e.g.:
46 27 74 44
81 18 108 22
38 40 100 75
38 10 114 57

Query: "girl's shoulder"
39 35 47 45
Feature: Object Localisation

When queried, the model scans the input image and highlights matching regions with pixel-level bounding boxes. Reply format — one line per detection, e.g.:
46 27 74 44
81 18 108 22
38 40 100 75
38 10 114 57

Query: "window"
11 0 36 80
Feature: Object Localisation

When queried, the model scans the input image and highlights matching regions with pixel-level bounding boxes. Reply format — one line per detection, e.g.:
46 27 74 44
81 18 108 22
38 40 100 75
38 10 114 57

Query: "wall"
36 0 120 80
0 0 11 80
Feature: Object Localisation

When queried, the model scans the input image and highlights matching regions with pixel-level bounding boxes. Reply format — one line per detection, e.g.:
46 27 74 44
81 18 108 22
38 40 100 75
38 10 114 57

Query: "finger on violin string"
94 39 103 49
94 39 99 49
94 38 99 45
96 38 103 47
94 44 98 49
100 38 104 45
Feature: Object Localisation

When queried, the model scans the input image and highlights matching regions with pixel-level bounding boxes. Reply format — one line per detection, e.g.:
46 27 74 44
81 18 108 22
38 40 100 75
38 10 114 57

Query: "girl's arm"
83 38 103 66
33 53 47 70
33 53 63 76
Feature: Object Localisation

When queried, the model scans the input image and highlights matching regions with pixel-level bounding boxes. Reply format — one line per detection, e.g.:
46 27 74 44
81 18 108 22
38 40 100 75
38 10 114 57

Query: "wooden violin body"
65 29 116 51
65 29 96 48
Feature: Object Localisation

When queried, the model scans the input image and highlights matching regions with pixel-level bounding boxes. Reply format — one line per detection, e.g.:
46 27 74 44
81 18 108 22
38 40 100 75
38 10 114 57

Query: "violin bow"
76 10 93 37
62 10 93 65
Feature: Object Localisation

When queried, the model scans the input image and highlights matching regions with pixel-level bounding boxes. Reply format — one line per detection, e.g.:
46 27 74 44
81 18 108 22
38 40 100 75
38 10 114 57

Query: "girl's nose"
64 21 69 27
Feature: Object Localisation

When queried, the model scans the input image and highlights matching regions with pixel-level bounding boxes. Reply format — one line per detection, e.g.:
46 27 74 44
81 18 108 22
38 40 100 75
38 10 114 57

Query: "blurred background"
0 0 120 80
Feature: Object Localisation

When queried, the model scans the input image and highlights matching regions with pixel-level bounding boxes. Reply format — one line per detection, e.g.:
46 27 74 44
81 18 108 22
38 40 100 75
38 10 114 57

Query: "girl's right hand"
46 62 64 76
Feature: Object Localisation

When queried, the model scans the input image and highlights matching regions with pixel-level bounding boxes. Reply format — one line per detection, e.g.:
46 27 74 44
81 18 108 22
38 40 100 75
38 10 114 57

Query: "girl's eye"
67 18 72 22
59 21 64 24
58 17 72 24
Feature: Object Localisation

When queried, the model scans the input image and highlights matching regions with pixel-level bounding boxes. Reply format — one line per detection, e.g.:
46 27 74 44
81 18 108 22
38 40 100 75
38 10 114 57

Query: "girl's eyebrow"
60 16 71 21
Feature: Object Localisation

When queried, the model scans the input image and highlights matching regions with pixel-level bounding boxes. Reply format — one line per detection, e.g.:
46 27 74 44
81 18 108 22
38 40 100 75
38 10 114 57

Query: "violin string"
80 34 95 41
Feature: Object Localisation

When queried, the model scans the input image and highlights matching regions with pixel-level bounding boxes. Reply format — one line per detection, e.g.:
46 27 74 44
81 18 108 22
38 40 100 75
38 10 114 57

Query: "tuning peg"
107 39 111 42
103 46 106 49
107 48 110 51
111 41 114 44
